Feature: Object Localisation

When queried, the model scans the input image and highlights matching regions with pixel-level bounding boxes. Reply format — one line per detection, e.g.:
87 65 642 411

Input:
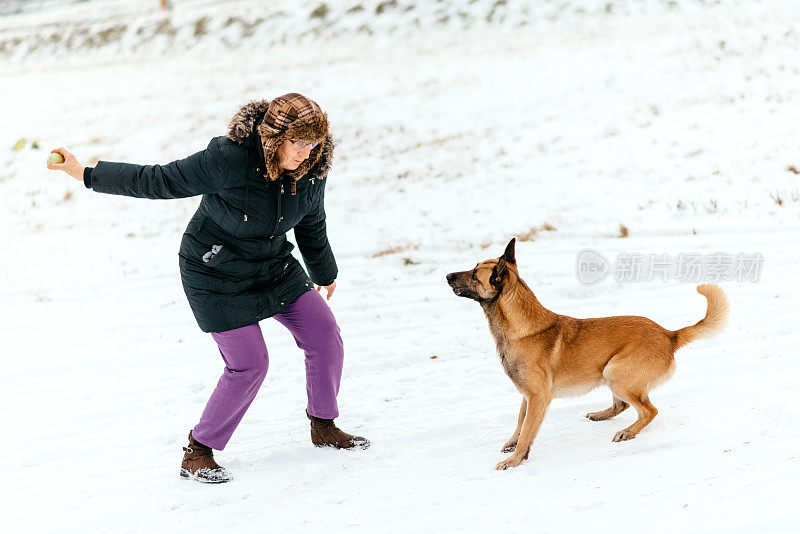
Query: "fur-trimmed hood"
226 98 334 187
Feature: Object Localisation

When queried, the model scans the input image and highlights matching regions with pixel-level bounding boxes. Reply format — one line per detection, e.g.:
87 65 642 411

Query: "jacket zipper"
269 180 284 239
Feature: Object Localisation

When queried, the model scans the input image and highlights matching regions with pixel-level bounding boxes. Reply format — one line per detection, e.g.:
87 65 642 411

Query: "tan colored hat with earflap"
257 93 329 184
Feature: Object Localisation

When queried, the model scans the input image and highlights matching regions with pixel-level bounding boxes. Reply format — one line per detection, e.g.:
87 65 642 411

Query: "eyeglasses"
290 139 319 150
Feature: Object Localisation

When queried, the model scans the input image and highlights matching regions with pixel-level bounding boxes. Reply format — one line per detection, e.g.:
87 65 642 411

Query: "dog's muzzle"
446 272 469 297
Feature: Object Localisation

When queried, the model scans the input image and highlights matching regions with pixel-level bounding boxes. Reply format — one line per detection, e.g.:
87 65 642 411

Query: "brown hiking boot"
179 431 232 483
307 411 371 450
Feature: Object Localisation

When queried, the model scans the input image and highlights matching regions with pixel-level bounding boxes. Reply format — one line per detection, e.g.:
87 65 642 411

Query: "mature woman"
48 93 369 484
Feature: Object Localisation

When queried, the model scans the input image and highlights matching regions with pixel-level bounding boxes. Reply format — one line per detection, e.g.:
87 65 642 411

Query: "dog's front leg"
501 397 527 453
495 390 552 470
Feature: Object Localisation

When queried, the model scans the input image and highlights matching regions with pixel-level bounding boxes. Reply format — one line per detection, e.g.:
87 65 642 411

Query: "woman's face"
276 140 313 171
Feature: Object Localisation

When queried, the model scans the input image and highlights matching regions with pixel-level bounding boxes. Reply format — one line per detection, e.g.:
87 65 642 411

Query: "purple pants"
192 290 343 450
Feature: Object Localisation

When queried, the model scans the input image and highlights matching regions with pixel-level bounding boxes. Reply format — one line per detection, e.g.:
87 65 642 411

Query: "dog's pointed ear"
490 257 508 288
503 238 516 264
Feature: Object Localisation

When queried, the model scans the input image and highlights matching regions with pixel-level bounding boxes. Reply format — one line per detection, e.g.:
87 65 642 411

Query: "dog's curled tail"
673 284 729 351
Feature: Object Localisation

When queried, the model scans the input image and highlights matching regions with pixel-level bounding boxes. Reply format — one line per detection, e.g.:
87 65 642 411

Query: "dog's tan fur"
446 239 729 470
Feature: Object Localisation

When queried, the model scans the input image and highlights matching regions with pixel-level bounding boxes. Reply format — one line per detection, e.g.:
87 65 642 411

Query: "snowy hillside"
0 0 783 64
1 0 799 532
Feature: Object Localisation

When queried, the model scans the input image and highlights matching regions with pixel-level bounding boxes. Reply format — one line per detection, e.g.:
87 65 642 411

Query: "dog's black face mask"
446 260 507 302
446 269 493 301
446 239 517 303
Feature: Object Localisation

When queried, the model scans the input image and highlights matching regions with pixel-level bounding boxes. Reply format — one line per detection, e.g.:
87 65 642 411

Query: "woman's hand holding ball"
47 148 85 182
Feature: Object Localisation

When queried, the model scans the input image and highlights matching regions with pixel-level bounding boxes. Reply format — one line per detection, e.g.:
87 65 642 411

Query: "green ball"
47 153 65 164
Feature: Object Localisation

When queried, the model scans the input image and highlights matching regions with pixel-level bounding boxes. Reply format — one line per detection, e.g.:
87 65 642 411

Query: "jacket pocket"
181 218 241 282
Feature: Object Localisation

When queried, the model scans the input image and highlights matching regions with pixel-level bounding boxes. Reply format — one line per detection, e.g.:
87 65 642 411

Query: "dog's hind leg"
609 389 658 442
501 397 527 453
585 395 629 421
603 349 671 441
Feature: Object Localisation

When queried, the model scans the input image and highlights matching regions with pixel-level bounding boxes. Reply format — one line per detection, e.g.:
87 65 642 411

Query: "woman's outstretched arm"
47 137 232 199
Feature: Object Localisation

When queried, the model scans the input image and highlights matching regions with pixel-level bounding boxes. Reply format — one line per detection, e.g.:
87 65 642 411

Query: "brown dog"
446 239 729 470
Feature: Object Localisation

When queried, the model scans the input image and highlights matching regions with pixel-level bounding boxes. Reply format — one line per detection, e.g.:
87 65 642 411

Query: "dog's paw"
495 454 525 470
585 411 608 421
612 429 636 442
501 440 517 453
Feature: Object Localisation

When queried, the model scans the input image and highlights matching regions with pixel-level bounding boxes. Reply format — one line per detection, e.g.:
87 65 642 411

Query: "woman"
48 93 369 484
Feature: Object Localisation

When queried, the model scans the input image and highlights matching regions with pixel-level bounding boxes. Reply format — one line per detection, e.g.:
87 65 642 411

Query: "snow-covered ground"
1 0 799 532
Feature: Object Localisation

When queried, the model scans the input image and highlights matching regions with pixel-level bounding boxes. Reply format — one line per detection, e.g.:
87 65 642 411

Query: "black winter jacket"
84 120 337 333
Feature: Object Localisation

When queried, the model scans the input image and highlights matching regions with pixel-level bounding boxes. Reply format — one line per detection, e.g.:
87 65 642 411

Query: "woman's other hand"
316 281 336 301
47 148 85 182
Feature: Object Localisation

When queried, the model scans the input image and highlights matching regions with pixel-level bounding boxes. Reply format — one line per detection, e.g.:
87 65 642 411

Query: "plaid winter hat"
257 93 329 185
259 93 324 134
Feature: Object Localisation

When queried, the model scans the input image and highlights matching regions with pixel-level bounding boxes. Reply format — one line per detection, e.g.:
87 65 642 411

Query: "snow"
1 0 799 532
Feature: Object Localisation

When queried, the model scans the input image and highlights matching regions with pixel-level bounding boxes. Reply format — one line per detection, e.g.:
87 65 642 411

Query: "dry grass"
310 4 330 19
372 243 418 257
516 227 538 241
372 245 404 257
619 224 629 238
376 1 399 15
478 223 557 249
194 17 210 38
515 222 557 242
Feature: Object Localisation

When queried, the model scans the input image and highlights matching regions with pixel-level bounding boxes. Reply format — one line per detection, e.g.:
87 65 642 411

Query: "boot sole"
179 468 231 484
313 440 371 450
